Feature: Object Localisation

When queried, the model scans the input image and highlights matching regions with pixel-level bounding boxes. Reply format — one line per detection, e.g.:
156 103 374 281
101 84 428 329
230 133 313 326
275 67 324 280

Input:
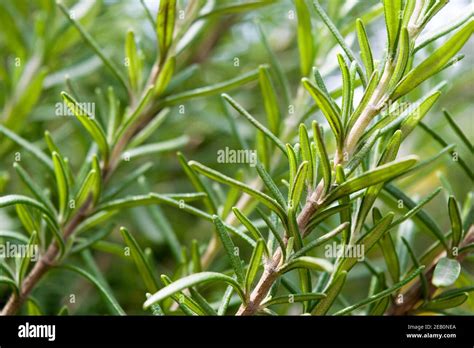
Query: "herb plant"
0 0 473 317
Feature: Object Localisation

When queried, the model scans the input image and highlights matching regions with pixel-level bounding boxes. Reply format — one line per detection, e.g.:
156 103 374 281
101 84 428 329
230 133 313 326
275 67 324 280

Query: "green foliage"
0 0 472 317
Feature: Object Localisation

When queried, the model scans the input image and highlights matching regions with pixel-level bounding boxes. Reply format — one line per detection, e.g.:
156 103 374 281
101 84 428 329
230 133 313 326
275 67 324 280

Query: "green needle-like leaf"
61 264 125 315
389 27 409 89
338 213 394 273
213 215 245 284
289 161 308 211
189 160 287 223
443 109 473 152
312 271 347 315
120 227 159 293
232 208 267 254
391 20 474 100
399 91 441 140
125 30 140 92
353 130 401 235
125 135 189 160
144 272 245 309
256 162 286 210
245 239 265 293
356 18 374 77
334 266 425 315
57 2 128 90
259 65 281 135
13 163 56 215
222 93 286 155
163 68 259 105
52 152 69 220
312 121 331 194
18 231 38 285
299 124 314 187
303 78 343 145
263 293 326 307
0 124 53 171
312 0 366 85
422 292 469 311
383 0 402 56
0 195 54 221
156 0 176 59
61 92 109 160
325 156 418 205
280 256 334 274
448 196 463 249
294 0 314 76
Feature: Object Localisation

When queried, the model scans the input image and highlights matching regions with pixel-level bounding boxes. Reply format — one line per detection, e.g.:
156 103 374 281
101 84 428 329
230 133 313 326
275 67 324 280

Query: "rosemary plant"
0 0 472 317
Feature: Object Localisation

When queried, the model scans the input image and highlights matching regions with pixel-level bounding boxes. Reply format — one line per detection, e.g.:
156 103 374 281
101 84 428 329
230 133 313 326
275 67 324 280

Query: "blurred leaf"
401 236 428 299
125 135 188 160
197 1 273 20
61 264 125 315
144 272 245 309
294 0 314 76
422 292 468 311
263 293 326 307
312 0 365 85
13 162 56 215
57 2 128 90
443 109 473 153
163 68 259 105
0 194 54 220
334 266 425 315
280 256 334 274
448 196 463 250
222 93 286 155
189 161 287 223
157 0 176 59
125 30 141 92
432 257 461 288
52 152 69 220
18 231 38 286
259 65 281 135
312 271 347 315
0 124 53 170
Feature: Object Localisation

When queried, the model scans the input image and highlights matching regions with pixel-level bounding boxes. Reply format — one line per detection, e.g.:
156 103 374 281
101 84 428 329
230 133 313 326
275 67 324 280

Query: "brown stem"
1 198 92 315
236 185 324 316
